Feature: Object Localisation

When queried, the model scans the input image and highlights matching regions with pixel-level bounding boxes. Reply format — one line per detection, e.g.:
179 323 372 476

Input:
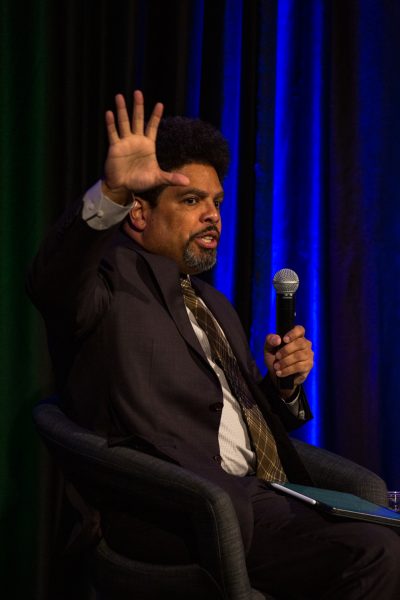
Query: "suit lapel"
119 234 249 378
122 236 211 365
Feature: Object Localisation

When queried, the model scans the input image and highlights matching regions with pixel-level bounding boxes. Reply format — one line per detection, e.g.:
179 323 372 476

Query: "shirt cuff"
281 388 305 419
82 180 133 230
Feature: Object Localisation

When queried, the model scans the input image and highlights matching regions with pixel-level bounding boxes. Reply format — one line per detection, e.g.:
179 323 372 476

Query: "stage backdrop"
1 0 400 597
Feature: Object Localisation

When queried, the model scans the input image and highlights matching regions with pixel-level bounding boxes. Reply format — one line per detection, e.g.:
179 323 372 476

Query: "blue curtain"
211 0 400 487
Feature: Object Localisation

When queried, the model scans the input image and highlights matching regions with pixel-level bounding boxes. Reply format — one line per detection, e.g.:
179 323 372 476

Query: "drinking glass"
387 491 400 512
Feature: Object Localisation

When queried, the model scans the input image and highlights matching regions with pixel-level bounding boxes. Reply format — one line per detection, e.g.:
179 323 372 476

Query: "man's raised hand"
103 90 189 204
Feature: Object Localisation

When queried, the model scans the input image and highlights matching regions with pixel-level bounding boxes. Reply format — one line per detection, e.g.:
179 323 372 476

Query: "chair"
33 400 388 600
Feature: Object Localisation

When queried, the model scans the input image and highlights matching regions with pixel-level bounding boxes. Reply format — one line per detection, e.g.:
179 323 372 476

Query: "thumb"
162 170 190 187
264 333 281 354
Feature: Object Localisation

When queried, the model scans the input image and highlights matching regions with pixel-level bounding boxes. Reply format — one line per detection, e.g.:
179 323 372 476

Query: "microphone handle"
276 293 296 390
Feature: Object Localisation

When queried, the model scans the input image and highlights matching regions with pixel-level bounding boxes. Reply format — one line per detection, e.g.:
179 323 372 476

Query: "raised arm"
27 90 188 335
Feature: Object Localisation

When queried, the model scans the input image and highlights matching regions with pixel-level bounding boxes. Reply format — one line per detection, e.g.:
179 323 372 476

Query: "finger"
276 338 312 361
274 348 313 373
115 94 131 137
145 102 164 141
105 110 119 144
132 90 144 134
281 325 305 344
274 346 314 369
274 359 313 380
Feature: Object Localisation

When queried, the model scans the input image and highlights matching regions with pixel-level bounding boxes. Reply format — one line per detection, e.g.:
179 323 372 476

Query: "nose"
200 199 220 224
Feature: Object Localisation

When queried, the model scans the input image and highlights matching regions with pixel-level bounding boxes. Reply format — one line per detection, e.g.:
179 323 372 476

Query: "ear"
127 196 148 232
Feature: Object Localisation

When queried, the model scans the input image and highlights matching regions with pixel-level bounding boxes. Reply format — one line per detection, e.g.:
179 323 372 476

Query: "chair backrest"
33 400 267 600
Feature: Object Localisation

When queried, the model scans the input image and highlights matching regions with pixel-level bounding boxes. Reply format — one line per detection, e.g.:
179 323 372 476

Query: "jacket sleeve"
258 373 313 431
26 198 120 340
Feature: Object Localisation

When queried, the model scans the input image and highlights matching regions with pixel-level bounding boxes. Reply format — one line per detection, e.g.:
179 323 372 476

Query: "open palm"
104 91 189 194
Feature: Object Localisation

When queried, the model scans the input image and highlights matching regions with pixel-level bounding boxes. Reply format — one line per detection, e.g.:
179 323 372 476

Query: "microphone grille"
272 268 299 294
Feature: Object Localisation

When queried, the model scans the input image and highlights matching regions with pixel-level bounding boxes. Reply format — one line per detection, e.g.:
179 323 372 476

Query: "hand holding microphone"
263 269 314 394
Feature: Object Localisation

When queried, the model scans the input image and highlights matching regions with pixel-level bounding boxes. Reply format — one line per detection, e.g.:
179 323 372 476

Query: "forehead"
164 163 224 198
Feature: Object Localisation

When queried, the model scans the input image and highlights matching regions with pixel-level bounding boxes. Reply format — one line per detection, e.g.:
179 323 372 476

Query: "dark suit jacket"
28 199 313 552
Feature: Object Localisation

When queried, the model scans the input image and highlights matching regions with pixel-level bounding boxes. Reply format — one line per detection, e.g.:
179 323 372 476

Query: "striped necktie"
181 277 287 482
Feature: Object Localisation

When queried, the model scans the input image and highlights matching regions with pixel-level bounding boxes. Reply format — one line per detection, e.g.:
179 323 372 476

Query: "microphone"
272 268 299 390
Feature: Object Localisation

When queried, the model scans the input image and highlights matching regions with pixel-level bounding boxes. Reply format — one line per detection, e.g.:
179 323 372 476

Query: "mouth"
193 228 220 249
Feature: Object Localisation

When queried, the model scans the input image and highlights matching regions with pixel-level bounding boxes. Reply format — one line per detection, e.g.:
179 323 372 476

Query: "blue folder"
270 482 400 528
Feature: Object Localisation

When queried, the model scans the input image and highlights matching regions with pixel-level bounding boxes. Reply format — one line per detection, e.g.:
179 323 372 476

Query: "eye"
183 197 198 205
214 199 221 209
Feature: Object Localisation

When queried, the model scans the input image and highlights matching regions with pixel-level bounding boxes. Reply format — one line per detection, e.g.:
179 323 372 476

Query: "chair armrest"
33 402 256 599
291 438 388 505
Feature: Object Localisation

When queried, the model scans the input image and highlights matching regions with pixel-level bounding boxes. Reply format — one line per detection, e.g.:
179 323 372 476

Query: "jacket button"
209 402 224 413
213 455 222 464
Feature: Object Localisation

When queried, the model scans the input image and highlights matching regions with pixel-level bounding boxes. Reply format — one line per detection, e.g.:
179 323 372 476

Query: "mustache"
188 225 220 242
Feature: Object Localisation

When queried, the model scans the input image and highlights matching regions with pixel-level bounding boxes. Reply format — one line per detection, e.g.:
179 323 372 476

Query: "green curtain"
0 1 207 595
0 0 52 595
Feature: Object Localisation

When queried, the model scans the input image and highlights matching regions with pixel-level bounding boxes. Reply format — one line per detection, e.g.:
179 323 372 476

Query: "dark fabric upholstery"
292 438 388 506
92 539 266 600
33 401 388 600
33 401 266 600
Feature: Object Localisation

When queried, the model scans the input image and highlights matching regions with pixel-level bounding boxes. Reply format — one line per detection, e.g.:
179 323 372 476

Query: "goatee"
183 245 217 274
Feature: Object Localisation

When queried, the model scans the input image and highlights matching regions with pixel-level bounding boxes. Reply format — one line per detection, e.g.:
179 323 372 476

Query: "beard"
183 242 217 274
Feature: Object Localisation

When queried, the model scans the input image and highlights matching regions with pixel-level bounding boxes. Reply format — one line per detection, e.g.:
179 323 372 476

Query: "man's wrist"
82 180 133 230
101 180 132 206
268 371 298 402
280 386 300 403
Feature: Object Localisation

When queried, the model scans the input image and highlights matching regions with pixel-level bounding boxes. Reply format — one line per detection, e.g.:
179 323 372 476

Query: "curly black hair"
156 116 230 179
140 116 230 205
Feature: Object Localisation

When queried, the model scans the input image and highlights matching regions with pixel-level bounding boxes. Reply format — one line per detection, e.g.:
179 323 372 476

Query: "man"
28 91 400 598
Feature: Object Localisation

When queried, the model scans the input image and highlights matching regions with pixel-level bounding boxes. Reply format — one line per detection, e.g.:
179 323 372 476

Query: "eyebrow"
178 187 224 199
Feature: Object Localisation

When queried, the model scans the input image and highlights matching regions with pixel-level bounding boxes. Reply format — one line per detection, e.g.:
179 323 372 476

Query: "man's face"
140 163 224 274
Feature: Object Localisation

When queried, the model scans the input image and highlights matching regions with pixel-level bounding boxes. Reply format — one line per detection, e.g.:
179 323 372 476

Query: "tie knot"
180 276 190 288
180 277 198 312
180 277 197 300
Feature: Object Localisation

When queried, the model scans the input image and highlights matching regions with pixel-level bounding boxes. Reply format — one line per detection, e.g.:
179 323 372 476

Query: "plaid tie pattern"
181 277 287 482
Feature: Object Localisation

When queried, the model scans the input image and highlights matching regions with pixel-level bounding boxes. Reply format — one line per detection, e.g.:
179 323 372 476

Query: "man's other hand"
264 325 314 398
